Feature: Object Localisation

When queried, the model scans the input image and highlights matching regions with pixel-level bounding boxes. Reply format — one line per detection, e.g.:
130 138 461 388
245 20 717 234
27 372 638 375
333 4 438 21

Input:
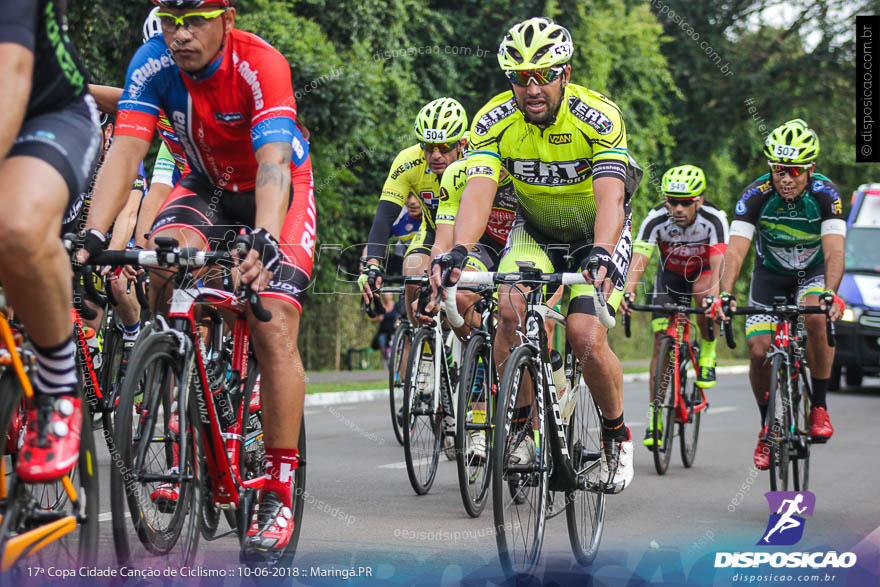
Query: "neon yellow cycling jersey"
379 143 443 231
467 84 629 243
437 159 517 246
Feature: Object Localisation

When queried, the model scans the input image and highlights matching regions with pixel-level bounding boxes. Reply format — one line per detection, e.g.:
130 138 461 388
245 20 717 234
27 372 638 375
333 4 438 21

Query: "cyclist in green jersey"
710 119 845 470
360 98 468 325
434 17 637 493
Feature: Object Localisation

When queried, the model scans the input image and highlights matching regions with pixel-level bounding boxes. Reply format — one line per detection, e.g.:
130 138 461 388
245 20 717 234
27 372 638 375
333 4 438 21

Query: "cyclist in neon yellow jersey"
622 164 729 448
360 97 468 325
434 17 641 494
711 119 845 470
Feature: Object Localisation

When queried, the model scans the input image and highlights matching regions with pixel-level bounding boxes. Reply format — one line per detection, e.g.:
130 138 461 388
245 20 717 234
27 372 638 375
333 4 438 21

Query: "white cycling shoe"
509 434 536 466
468 431 487 461
601 427 633 494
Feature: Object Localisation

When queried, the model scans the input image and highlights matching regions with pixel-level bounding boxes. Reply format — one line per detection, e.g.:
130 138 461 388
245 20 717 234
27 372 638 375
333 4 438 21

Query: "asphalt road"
71 374 880 585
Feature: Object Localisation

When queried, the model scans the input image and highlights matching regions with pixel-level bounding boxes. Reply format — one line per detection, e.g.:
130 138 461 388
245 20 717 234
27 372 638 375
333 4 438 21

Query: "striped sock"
123 321 140 342
33 337 78 396
263 447 299 508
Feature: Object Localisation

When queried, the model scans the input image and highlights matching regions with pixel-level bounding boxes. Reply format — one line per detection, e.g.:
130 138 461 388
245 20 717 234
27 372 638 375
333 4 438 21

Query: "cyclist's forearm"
453 177 495 248
134 182 172 248
366 200 402 261
707 253 723 295
592 177 625 251
254 142 291 237
108 190 141 250
624 252 649 293
87 136 150 234
718 235 751 294
822 233 845 292
87 84 123 115
432 224 454 258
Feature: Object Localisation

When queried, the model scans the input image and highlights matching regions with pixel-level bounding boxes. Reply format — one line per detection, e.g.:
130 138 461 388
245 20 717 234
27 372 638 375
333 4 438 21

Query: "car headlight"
843 308 855 322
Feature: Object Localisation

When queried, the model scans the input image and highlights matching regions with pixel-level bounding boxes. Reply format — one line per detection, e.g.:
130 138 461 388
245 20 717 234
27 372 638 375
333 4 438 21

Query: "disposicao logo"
714 491 858 569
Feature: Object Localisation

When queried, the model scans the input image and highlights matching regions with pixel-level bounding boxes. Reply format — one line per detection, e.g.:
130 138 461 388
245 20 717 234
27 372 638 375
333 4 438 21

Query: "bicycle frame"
660 314 706 425
162 286 264 510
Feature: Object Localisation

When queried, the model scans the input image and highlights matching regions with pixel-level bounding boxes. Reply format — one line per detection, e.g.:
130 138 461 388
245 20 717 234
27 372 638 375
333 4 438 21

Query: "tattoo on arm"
255 143 293 189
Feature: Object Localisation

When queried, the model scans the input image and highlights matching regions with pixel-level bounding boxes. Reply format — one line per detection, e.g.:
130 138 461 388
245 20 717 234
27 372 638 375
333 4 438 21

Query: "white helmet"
142 7 163 44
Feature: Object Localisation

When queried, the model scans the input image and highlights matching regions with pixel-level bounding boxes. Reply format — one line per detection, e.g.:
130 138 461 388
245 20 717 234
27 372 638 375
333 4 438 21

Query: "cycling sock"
263 447 299 509
758 402 768 425
699 338 716 366
33 337 77 396
122 320 140 342
810 377 828 409
601 413 628 441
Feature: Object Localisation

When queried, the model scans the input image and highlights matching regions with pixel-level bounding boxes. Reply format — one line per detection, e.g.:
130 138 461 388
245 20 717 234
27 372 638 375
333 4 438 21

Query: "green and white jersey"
730 173 846 275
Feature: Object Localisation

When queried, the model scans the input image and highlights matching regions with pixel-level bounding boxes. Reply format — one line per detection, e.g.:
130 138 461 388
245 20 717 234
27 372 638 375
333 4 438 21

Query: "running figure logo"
759 491 816 546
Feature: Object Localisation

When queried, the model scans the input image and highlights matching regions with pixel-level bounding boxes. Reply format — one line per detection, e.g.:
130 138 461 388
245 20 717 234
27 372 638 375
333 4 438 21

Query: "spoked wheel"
388 323 410 446
493 345 547 577
403 328 441 495
651 337 676 475
678 348 702 468
456 333 493 518
791 369 811 490
767 355 791 491
565 380 606 566
0 373 99 571
110 331 201 566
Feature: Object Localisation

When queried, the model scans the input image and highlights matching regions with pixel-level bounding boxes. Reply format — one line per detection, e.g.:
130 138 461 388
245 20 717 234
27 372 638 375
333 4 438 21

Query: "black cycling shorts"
745 260 825 339
150 173 312 311
9 94 101 206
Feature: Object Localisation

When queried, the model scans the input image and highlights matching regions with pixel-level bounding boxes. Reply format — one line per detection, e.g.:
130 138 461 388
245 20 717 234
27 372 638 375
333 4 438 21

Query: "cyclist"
359 97 468 325
621 164 728 447
435 17 638 493
77 0 314 560
0 0 101 481
710 119 845 470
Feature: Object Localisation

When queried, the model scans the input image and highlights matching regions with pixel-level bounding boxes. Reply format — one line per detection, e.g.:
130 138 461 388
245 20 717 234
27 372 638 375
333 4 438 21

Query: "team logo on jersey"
474 98 518 136
467 166 495 177
420 190 437 206
736 199 747 215
568 98 613 135
504 157 591 186
390 158 422 180
216 112 244 124
548 133 572 145
439 187 450 202
759 181 773 193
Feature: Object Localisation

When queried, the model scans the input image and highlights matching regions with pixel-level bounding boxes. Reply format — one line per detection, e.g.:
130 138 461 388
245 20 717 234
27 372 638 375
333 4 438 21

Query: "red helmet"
153 1 235 7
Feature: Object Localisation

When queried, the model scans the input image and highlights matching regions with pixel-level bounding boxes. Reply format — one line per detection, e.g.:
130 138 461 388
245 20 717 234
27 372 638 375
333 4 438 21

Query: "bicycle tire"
767 354 791 491
388 322 410 446
455 332 493 518
493 345 547 576
0 373 99 570
792 365 811 490
565 380 606 565
110 330 201 565
679 344 701 468
652 337 675 475
402 328 441 495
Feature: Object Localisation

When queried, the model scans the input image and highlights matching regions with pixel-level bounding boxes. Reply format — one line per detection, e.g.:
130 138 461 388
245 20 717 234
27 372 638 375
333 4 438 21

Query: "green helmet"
497 17 573 71
661 165 706 198
763 119 820 163
413 97 468 143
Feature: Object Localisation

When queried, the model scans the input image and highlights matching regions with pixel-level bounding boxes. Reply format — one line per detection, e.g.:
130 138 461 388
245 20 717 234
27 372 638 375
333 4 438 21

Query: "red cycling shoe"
16 394 82 482
754 427 770 471
242 491 293 558
809 407 833 442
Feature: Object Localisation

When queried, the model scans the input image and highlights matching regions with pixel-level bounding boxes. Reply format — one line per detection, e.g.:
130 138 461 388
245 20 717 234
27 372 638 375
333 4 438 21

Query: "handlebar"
622 299 714 341
443 271 615 329
731 303 835 348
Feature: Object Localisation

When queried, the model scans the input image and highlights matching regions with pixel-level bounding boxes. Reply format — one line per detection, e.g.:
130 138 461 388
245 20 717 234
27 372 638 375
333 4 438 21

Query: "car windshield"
845 227 880 272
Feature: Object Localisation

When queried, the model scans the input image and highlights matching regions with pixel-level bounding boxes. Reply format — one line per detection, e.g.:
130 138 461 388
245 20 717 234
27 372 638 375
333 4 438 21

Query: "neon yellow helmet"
413 97 468 143
497 17 573 71
662 165 706 198
763 119 820 163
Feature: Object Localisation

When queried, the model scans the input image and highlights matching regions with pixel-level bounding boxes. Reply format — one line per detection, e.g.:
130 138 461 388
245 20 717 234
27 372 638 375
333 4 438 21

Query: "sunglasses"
155 9 226 33
768 162 812 177
666 197 697 207
420 141 458 154
505 67 564 87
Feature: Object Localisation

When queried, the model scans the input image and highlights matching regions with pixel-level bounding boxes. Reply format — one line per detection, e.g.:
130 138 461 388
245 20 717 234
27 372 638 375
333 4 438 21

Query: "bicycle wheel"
791 367 811 490
679 344 701 468
493 345 547 576
0 373 99 571
456 332 493 518
403 328 441 495
766 354 791 491
651 336 676 475
110 331 201 566
565 378 606 566
388 322 410 446
99 317 126 438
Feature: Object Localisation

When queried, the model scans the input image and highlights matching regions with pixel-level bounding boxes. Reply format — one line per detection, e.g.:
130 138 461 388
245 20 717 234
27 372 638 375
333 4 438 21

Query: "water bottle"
550 350 574 420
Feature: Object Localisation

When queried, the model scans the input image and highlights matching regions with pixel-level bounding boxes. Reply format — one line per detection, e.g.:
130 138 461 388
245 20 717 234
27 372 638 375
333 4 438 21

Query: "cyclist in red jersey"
77 0 314 560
